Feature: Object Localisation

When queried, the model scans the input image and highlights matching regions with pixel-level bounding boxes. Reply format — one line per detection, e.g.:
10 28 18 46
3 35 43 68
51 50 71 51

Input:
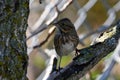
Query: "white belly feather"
61 41 74 55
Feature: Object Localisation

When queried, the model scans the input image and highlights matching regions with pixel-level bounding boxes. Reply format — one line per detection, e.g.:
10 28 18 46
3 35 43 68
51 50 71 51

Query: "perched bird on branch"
54 18 79 70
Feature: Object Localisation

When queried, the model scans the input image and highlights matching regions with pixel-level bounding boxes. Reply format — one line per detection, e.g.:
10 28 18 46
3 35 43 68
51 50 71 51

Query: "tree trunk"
0 0 29 79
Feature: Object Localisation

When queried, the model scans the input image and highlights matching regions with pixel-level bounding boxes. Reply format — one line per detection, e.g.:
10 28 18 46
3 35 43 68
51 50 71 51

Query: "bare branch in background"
74 0 97 30
57 0 72 11
79 0 120 42
27 24 48 40
113 1 120 12
27 1 58 40
36 49 57 80
101 0 111 10
33 26 55 48
101 0 116 26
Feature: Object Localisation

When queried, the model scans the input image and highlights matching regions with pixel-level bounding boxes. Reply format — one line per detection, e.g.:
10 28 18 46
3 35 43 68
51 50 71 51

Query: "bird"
54 18 79 70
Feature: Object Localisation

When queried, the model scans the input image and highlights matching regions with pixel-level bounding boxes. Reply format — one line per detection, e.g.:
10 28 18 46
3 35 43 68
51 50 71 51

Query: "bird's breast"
61 41 74 55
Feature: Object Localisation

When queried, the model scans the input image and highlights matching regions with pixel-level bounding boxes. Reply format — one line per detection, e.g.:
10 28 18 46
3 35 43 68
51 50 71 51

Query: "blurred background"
27 0 120 80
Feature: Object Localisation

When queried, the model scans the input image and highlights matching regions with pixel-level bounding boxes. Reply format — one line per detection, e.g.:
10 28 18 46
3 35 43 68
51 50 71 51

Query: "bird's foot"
75 48 79 56
58 67 63 71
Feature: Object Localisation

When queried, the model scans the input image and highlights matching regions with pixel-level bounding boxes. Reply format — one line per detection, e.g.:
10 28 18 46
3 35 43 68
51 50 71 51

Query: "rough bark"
0 0 29 79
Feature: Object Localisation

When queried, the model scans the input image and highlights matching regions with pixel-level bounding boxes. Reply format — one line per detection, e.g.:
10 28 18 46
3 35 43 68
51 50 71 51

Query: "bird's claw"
58 67 63 71
75 48 79 56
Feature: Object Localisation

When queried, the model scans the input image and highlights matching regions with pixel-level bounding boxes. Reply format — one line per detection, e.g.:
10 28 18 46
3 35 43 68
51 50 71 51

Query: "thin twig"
33 26 55 48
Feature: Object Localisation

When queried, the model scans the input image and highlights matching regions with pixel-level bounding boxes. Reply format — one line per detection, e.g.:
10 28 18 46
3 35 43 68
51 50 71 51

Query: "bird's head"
54 18 75 33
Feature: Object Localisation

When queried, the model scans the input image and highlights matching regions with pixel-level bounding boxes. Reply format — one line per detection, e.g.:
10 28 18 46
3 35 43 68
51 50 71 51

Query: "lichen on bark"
0 0 29 79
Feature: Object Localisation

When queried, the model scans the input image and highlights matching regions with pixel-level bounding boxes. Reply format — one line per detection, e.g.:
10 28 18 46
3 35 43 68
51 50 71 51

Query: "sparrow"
54 18 79 69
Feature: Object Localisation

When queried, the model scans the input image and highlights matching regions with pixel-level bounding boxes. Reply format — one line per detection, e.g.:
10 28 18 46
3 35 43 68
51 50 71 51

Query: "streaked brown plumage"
54 18 79 69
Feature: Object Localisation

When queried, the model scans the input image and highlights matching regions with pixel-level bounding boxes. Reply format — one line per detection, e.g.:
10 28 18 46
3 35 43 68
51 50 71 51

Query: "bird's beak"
53 21 57 25
53 22 59 28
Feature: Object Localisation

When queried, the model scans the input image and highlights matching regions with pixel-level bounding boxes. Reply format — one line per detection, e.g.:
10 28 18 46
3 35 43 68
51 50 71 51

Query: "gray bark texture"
0 0 29 80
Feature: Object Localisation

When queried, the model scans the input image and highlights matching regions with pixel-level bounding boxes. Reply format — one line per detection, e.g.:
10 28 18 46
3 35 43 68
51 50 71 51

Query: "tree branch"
47 20 120 80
